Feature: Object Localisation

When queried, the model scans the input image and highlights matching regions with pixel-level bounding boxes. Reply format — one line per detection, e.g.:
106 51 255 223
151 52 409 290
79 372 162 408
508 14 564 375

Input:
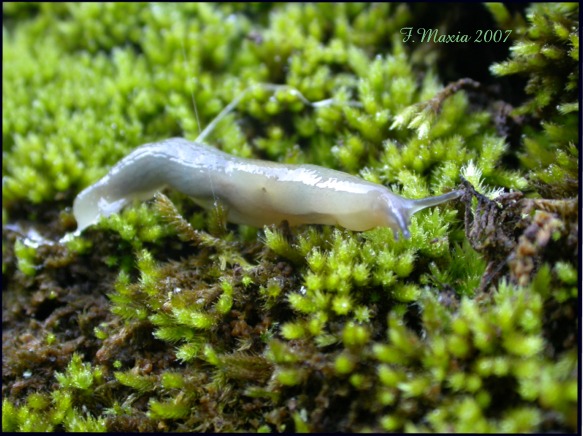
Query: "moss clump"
13 238 39 276
489 3 578 116
2 3 578 433
488 2 579 197
2 354 106 432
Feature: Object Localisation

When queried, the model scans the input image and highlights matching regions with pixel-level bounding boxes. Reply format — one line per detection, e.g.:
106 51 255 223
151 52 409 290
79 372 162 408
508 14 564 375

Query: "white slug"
73 138 461 237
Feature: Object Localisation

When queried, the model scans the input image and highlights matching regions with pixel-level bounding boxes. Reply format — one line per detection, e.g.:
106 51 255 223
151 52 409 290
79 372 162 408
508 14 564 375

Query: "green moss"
14 239 39 276
55 353 103 390
149 396 192 420
488 2 579 197
2 3 578 433
2 354 107 432
489 3 578 115
114 371 156 394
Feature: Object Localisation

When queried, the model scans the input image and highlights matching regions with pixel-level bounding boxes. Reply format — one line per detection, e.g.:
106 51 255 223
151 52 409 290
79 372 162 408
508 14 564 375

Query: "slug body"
73 138 461 237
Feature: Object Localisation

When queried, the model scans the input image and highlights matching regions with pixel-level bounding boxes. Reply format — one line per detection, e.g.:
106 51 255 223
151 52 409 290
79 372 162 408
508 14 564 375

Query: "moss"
488 2 579 197
3 2 578 433
2 354 107 432
13 238 39 276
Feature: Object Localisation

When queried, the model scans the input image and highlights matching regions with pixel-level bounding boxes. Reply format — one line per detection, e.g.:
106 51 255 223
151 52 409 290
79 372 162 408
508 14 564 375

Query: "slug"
73 138 461 237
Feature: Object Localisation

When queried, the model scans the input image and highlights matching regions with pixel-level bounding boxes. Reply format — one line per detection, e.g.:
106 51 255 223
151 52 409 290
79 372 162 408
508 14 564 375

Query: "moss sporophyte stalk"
2 3 578 432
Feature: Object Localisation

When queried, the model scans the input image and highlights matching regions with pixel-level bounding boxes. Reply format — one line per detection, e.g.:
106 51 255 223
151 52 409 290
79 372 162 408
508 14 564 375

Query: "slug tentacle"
404 190 463 221
73 138 460 237
391 190 463 238
408 190 464 213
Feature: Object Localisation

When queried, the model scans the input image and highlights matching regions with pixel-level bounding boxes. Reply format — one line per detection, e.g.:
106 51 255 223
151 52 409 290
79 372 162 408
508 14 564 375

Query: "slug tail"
72 141 182 232
73 180 132 233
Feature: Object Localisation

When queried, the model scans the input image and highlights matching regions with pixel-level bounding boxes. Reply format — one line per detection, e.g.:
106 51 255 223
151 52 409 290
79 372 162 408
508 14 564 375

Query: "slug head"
379 189 463 239
373 192 414 239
